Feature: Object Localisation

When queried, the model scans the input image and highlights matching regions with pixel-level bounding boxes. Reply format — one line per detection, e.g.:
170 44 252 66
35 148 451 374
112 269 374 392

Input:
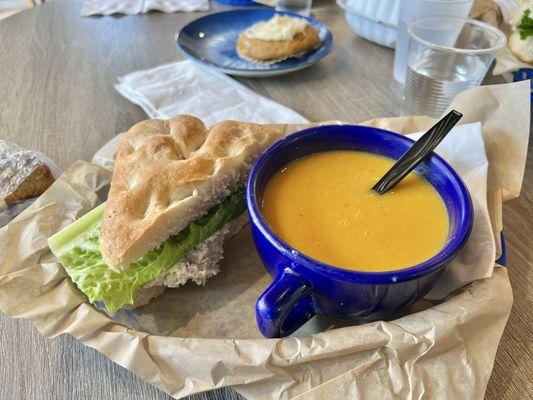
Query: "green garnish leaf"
517 9 533 40
48 190 246 314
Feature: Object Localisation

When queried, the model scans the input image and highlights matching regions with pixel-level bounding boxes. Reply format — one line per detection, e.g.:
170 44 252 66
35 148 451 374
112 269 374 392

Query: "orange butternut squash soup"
261 151 449 272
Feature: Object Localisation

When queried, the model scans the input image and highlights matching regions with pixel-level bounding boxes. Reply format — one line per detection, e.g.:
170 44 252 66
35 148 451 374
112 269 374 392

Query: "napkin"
80 0 209 16
115 60 309 125
407 123 494 299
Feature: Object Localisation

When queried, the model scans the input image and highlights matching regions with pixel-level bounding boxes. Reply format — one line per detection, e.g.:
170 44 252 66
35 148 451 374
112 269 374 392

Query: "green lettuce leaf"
517 9 533 40
48 190 246 314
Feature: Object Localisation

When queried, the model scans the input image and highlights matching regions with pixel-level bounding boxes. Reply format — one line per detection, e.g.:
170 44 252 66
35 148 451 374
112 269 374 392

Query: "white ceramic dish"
337 0 400 48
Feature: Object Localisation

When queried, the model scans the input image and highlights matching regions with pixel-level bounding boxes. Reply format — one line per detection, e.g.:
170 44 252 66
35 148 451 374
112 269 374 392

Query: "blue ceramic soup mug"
246 124 473 338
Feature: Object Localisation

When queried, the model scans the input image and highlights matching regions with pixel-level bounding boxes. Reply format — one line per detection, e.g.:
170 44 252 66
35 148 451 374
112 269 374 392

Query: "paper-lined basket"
0 81 529 399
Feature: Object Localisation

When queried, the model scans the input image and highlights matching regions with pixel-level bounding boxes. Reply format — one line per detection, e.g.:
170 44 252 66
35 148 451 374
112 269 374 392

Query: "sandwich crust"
100 115 282 270
237 25 319 62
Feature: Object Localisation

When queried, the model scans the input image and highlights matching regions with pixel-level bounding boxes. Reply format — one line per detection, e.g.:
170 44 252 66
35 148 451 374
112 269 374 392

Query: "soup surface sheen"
261 151 449 272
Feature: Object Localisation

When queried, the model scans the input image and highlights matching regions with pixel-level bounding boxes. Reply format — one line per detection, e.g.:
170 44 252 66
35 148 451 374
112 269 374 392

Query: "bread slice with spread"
237 14 319 64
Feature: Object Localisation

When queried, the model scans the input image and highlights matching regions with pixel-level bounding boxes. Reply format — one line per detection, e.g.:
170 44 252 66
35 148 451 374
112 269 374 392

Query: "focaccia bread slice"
100 115 282 270
237 25 319 63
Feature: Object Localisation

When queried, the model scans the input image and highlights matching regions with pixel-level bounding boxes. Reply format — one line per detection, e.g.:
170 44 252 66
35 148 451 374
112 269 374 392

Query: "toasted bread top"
100 115 282 269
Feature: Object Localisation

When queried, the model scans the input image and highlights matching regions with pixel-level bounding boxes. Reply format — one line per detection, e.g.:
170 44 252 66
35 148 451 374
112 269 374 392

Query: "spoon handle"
372 110 463 195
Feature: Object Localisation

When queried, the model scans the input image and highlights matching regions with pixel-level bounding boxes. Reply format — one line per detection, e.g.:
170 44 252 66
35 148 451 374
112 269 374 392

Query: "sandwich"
48 115 282 313
509 1 533 64
237 14 319 64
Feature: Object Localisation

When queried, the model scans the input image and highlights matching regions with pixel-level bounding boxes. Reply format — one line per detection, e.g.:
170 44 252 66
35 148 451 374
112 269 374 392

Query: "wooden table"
0 1 531 399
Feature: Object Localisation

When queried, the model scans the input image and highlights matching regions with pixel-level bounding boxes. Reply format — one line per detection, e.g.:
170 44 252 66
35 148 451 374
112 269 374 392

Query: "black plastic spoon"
372 110 463 195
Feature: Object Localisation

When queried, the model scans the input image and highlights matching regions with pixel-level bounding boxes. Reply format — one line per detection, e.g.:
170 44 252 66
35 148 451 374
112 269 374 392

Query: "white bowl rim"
336 0 398 28
345 11 398 32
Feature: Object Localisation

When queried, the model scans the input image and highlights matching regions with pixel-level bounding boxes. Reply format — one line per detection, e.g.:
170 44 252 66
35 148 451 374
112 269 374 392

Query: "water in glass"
403 50 488 117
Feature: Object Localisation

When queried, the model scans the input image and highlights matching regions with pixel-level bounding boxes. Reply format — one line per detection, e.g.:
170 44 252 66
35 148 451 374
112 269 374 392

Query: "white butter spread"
243 14 308 42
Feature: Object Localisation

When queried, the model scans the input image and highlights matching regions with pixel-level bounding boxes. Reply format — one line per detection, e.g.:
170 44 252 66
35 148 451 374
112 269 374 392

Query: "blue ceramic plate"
176 9 334 77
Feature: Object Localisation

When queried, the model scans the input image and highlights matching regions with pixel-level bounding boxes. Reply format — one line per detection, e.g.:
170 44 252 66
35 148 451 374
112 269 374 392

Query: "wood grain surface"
0 0 530 399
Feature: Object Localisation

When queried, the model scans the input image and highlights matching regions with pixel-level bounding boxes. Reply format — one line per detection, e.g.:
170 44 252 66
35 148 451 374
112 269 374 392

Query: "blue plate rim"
175 9 334 74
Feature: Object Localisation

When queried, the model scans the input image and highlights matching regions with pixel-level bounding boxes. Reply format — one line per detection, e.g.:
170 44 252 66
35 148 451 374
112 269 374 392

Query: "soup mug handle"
256 268 316 338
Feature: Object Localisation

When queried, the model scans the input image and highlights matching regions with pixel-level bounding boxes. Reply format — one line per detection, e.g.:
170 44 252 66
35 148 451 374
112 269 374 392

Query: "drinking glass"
275 0 312 16
402 16 506 118
393 0 474 84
